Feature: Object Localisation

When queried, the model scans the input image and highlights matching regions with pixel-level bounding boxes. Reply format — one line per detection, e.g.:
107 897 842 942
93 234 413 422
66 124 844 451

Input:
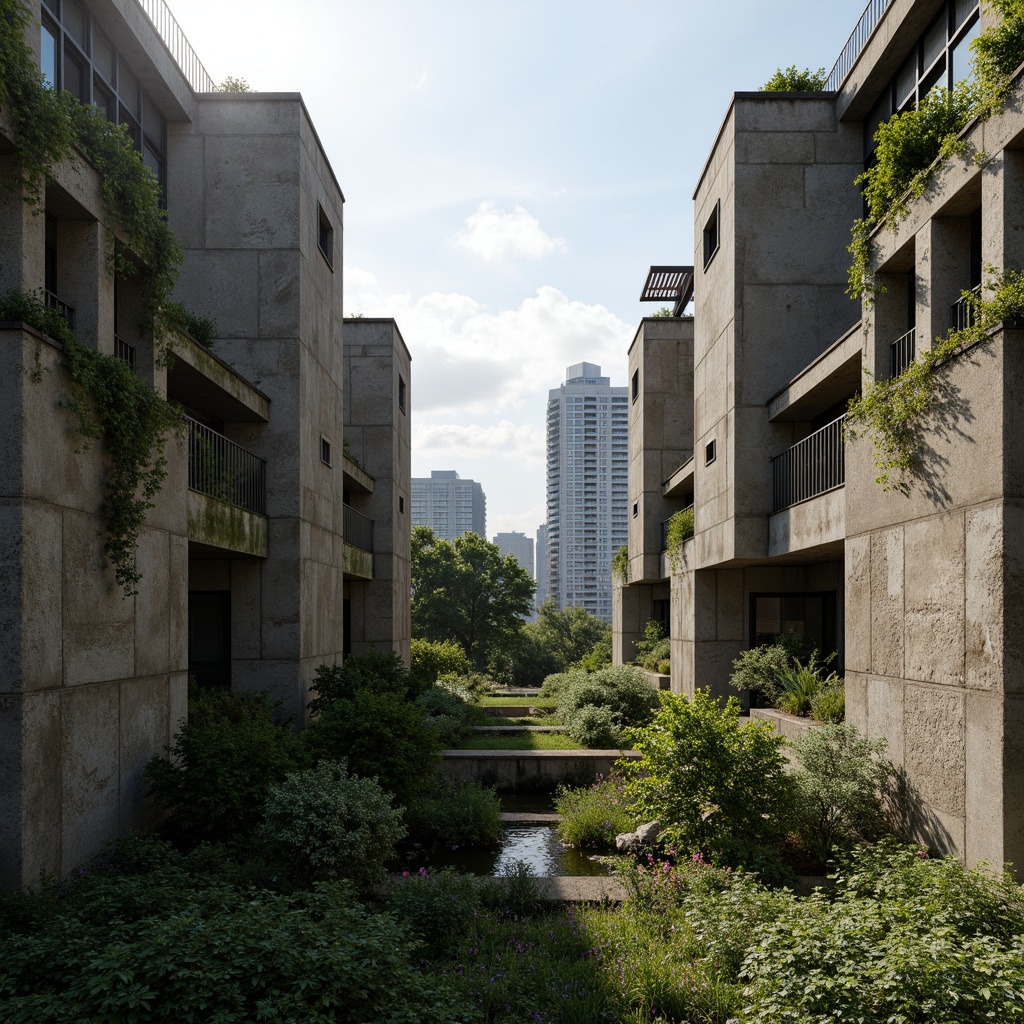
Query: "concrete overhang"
168 336 270 423
768 323 863 423
343 456 374 494
187 491 268 558
343 544 374 580
663 456 694 498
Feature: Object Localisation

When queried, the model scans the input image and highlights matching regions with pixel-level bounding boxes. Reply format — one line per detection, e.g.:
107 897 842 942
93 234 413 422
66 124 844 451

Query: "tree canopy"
411 526 535 667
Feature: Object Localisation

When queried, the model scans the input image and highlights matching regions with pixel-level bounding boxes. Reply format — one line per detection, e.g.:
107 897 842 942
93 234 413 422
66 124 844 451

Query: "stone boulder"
614 820 661 853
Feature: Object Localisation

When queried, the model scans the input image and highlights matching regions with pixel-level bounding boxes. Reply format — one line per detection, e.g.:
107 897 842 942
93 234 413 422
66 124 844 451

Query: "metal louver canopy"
640 266 694 316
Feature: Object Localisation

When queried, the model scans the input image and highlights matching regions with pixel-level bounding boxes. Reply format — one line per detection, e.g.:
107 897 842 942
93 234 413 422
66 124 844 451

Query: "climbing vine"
0 0 188 592
664 506 695 573
612 545 629 585
845 268 1024 490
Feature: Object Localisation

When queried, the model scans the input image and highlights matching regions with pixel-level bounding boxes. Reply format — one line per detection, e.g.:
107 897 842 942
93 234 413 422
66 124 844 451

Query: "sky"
164 0 864 538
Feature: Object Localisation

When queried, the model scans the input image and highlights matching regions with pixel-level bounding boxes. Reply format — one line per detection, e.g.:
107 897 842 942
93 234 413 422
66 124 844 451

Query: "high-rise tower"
410 470 486 540
545 363 628 622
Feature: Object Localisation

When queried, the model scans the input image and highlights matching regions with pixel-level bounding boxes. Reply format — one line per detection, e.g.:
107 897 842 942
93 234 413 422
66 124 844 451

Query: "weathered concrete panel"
904 684 966 821
870 528 904 679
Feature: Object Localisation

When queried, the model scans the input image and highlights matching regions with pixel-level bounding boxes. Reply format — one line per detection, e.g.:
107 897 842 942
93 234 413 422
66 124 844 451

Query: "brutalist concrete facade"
0 0 411 888
614 0 1024 867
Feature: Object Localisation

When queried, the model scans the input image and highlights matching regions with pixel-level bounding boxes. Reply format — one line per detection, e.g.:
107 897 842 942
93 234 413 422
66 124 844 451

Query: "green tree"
532 599 611 671
411 526 535 668
760 65 826 91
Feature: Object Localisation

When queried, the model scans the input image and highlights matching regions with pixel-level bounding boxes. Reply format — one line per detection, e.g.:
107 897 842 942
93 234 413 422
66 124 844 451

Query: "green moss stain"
187 492 268 556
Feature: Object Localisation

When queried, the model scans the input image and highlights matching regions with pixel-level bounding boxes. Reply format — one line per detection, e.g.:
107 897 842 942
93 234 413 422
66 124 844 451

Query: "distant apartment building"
614 0 1024 870
493 531 534 578
411 470 486 540
546 363 628 622
535 522 549 610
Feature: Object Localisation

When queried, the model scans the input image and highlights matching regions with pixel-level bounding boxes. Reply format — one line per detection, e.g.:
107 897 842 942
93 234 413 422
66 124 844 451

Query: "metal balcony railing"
114 335 136 368
890 327 916 377
950 285 982 331
825 0 894 92
187 417 266 515
135 0 216 93
772 415 846 512
344 503 375 553
43 289 75 331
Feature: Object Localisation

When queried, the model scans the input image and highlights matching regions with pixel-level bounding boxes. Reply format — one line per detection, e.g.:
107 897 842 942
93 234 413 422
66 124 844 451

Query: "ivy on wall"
664 506 695 573
611 545 629 585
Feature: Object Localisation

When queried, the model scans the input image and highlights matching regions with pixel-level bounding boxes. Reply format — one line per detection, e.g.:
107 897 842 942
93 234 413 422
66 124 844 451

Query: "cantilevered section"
640 266 694 317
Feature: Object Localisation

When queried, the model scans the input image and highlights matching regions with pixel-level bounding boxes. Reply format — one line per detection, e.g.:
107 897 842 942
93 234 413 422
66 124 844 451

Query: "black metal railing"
135 0 216 92
950 284 982 331
890 327 916 377
344 503 374 553
114 335 136 368
43 289 75 331
825 0 894 92
772 415 846 512
187 417 266 515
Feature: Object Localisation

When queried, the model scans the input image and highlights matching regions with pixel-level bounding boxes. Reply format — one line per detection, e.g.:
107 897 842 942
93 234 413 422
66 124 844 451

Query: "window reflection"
40 23 57 88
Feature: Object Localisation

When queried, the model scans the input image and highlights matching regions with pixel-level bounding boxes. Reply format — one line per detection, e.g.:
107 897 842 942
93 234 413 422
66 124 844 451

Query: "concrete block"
1004 502 1024 692
258 250 301 338
867 675 905 763
118 675 170 833
21 503 62 691
21 690 62 884
964 689 1005 868
845 672 869 733
964 504 1003 692
904 684 966 821
134 530 170 678
176 250 260 339
0 503 22 694
845 534 871 673
870 527 904 679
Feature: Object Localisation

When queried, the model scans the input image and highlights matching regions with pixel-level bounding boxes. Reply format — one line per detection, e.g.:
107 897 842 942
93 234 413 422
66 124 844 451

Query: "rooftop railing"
772 415 846 512
187 417 266 515
135 0 216 93
890 327 916 378
344 503 375 553
824 0 895 92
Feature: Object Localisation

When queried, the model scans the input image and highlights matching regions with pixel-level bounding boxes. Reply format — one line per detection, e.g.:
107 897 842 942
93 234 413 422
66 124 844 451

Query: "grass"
454 732 590 751
479 696 558 709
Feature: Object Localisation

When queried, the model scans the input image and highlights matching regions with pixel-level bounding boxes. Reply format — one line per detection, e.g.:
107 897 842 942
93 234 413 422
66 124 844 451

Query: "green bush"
0 287 75 346
308 651 416 715
790 723 890 863
259 760 405 887
302 689 440 806
634 619 671 671
739 842 1024 1023
479 859 551 920
382 868 481 953
0 878 468 1023
775 659 823 716
729 635 811 707
415 682 475 746
405 777 503 848
810 680 845 722
556 665 660 746
145 687 304 848
623 690 793 855
409 637 470 690
760 65 826 91
554 774 636 848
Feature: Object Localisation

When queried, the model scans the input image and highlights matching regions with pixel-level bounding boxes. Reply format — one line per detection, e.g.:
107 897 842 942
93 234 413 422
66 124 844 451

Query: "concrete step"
471 725 565 733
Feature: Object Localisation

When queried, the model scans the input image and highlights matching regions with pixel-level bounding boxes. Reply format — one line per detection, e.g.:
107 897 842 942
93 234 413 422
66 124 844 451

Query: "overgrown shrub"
382 868 481 953
0 878 468 1023
415 682 475 746
739 841 1024 1023
810 680 845 723
405 777 502 849
790 723 890 863
556 665 660 746
302 689 440 806
555 774 636 848
409 637 470 690
145 687 304 847
729 634 812 707
479 859 551 920
623 690 793 855
760 65 826 91
308 651 416 715
634 619 671 671
259 760 405 887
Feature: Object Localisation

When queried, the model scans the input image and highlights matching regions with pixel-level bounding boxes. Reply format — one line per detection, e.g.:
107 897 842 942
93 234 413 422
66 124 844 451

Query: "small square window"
320 435 332 466
631 369 639 404
703 200 720 270
705 439 717 466
398 375 407 413
318 204 334 269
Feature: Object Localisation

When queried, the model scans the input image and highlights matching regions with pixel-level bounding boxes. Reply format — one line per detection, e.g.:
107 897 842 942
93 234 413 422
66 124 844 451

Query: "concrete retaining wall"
442 750 640 792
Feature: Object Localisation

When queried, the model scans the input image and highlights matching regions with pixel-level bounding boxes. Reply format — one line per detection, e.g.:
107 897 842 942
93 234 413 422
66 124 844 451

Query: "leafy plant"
162 300 217 348
634 618 671 671
556 665 660 746
847 267 1024 489
760 65 826 91
774 658 824 716
810 680 846 723
259 760 405 887
555 774 636 848
409 637 470 689
789 723 891 863
145 686 304 848
382 868 481 953
611 543 629 583
479 859 550 920
622 690 793 855
665 505 694 571
415 682 475 746
405 777 502 849
217 75 253 93
729 635 812 707
0 287 75 346
308 651 416 716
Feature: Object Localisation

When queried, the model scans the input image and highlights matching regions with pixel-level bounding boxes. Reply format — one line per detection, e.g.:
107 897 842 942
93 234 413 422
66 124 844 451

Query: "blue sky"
166 0 864 536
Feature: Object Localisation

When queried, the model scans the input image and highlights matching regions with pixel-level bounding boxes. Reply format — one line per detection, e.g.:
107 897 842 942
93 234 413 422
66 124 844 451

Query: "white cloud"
414 420 546 466
454 201 566 262
490 504 546 538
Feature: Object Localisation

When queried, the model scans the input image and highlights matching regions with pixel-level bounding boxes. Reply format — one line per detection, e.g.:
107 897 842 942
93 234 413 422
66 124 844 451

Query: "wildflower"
692 851 704 865
402 870 410 877
419 866 429 877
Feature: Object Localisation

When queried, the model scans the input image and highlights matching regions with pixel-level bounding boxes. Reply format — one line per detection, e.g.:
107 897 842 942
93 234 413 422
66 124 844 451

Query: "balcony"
343 503 374 580
114 335 136 368
186 417 268 557
950 285 981 332
43 289 75 331
890 327 915 378
825 0 894 92
771 415 846 513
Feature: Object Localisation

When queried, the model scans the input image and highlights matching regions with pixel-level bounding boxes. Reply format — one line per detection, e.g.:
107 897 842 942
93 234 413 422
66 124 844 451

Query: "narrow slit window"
398 375 407 413
320 436 332 466
318 205 334 269
705 439 717 466
703 200 720 270
631 369 639 404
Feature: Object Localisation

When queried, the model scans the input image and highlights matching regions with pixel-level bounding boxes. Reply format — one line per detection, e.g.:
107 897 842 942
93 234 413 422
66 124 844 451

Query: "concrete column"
917 217 972 354
982 149 1024 283
0 159 43 294
57 219 110 351
612 581 647 666
869 265 913 379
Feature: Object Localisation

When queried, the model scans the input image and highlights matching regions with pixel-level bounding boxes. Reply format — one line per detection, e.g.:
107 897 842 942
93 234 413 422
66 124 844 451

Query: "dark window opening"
631 369 639 403
399 495 405 514
188 591 231 689
318 205 334 268
749 592 837 657
705 439 717 466
398 375 407 413
320 436 332 466
703 201 720 270
632 502 639 518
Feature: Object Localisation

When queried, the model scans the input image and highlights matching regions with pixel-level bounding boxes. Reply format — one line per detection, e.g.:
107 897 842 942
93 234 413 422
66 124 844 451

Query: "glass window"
922 13 947 70
895 54 917 107
954 0 978 29
64 45 87 103
951 17 980 86
143 94 163 143
118 60 140 118
93 29 114 84
63 0 87 52
40 21 57 89
93 77 115 120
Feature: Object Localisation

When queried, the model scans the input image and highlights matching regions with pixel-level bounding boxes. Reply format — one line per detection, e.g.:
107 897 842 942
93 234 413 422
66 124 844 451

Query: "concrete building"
547 362 628 622
493 531 535 579
614 0 1024 869
410 470 486 540
535 522 549 611
0 0 410 888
